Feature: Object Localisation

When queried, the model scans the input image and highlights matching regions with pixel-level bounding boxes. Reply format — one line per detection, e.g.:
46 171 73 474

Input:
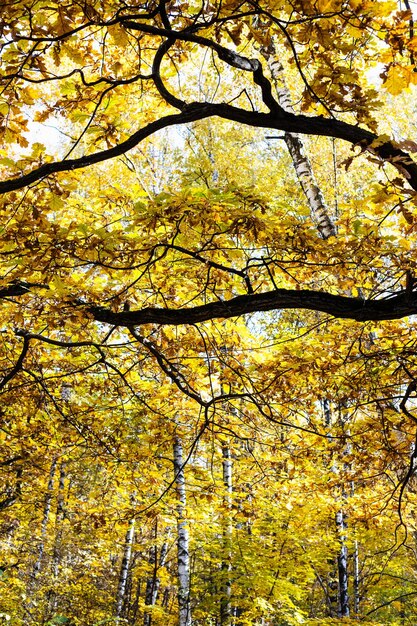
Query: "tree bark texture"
173 436 192 626
336 509 350 617
5 281 417 332
261 45 337 240
115 518 136 619
1 97 416 195
353 540 360 615
87 287 417 327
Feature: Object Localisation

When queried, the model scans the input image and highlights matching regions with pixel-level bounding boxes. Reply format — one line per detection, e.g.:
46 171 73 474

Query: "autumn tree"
2 0 417 624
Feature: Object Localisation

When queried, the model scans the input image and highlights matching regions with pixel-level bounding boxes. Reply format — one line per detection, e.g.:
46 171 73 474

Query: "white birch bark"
260 41 349 617
336 509 349 617
173 436 191 626
115 518 136 619
260 44 337 240
353 540 359 614
323 404 350 617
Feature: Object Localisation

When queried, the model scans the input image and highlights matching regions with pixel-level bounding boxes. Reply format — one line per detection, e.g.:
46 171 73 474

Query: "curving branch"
87 287 417 327
2 280 417 327
366 591 417 616
129 328 207 405
0 19 417 193
0 335 30 391
2 281 417 327
1 101 417 193
126 20 285 115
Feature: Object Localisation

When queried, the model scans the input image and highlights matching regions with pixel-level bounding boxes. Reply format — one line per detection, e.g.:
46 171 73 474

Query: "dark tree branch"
125 21 285 115
0 456 23 467
0 335 30 391
1 15 417 195
3 282 417 326
87 287 417 327
1 102 417 193
0 108 212 193
128 328 207 405
0 494 19 512
0 281 45 297
366 590 417 616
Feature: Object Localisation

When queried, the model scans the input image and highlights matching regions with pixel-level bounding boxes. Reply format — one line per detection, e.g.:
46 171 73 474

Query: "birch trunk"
260 43 337 240
261 41 351 617
353 540 360 614
336 510 349 617
220 444 233 626
173 436 192 626
323 402 350 617
115 518 136 619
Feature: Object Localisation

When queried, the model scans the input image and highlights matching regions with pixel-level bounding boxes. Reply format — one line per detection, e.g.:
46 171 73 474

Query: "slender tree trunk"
144 525 169 626
173 436 192 626
326 558 339 618
323 399 331 430
261 36 349 618
353 540 359 614
262 41 352 617
336 509 349 617
323 402 350 618
53 462 66 577
260 42 337 240
220 444 233 626
33 457 57 577
49 461 66 615
115 518 136 619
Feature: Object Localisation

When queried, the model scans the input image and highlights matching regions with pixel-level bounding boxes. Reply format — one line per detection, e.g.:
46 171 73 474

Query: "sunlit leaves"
1 0 417 624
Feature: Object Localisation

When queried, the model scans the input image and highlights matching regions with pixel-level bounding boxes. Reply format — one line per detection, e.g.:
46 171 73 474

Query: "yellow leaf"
382 64 417 95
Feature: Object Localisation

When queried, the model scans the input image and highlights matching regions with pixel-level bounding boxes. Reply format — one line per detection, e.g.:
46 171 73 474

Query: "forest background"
1 0 417 624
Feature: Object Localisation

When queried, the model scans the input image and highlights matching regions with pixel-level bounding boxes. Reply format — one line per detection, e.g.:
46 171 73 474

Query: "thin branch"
0 335 30 391
366 590 417 616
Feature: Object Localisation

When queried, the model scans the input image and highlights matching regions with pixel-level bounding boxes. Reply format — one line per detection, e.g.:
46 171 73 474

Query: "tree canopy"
2 0 417 624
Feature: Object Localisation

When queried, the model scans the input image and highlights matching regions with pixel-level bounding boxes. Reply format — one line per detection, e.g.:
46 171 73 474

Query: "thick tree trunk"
115 518 136 619
173 436 192 626
260 44 337 240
